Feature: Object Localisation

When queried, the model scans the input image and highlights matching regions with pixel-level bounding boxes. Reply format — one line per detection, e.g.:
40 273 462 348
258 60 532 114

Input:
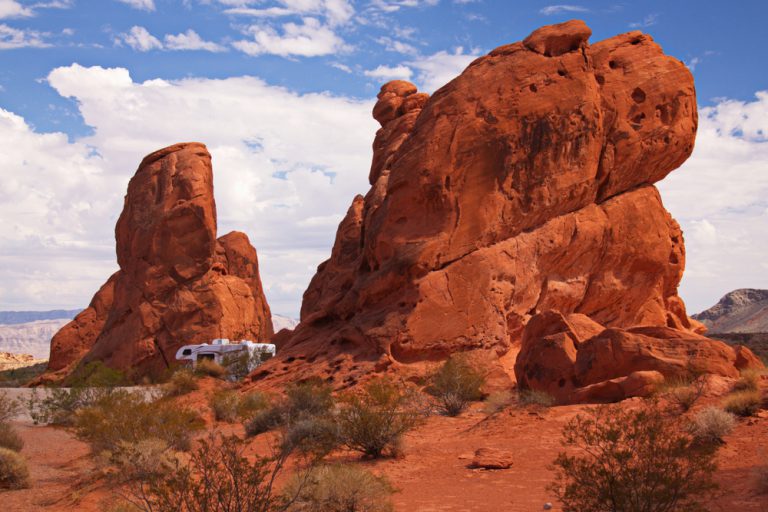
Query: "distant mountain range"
0 309 82 325
693 289 768 333
0 309 300 360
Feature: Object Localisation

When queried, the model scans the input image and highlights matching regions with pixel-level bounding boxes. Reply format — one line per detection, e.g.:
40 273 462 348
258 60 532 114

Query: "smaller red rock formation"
46 143 272 379
470 448 515 470
515 310 763 403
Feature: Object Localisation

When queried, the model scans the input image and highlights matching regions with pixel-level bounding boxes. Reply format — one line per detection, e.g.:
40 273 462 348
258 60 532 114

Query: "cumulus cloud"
164 29 227 52
364 64 412 81
233 17 348 57
539 5 588 15
117 26 162 51
407 46 480 92
0 23 50 49
115 0 155 11
658 91 768 312
0 0 32 18
225 0 354 26
0 64 376 314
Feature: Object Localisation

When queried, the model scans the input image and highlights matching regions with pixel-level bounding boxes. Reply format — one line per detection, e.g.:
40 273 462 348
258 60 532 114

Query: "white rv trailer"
174 338 276 371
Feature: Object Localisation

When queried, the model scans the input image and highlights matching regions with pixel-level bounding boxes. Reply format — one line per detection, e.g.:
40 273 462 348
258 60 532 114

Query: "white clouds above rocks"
0 64 375 314
658 91 768 312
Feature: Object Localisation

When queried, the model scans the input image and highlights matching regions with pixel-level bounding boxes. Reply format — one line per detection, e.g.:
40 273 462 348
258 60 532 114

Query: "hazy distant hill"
272 314 299 332
693 289 768 333
0 309 81 325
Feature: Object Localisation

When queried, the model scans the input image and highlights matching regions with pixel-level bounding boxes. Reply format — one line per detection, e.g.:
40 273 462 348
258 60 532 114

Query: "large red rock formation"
46 143 272 379
256 20 762 398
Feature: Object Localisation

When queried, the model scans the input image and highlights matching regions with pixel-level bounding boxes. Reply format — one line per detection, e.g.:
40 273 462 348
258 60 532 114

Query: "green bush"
245 406 285 437
284 379 334 422
722 389 762 417
733 369 762 392
238 391 269 419
0 391 20 423
65 361 126 388
163 369 199 398
688 406 735 445
660 377 708 413
210 390 240 423
337 378 423 458
73 390 204 453
0 422 23 452
483 391 514 415
0 446 31 490
26 386 115 426
282 416 340 459
518 389 555 407
428 355 485 416
126 434 285 512
285 464 394 512
550 403 719 511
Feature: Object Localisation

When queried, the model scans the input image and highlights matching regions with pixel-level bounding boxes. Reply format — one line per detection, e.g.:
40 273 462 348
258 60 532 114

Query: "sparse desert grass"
163 369 199 397
0 422 24 452
733 368 763 392
550 402 719 511
0 446 31 490
112 437 178 482
285 464 394 512
210 390 240 422
245 405 285 437
518 389 555 408
244 379 334 437
73 390 204 453
337 378 423 459
483 390 515 415
722 389 762 417
688 406 736 445
659 376 708 413
427 355 485 416
193 359 228 379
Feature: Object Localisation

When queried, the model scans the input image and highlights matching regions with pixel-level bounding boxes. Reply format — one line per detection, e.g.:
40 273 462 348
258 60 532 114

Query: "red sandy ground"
4 379 767 511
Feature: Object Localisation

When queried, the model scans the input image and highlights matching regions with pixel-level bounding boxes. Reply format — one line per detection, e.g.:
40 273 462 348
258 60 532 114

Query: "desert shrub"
0 391 20 422
733 368 762 392
337 378 423 458
285 464 394 512
282 416 340 459
660 377 708 413
0 446 31 490
688 407 736 445
126 434 285 512
74 390 204 453
483 390 514 415
113 438 178 482
284 379 334 422
550 402 719 512
163 369 199 397
722 389 762 417
238 391 269 418
27 386 117 426
194 359 228 379
428 355 485 416
210 390 240 423
518 388 555 407
66 361 126 388
245 406 285 437
0 422 23 452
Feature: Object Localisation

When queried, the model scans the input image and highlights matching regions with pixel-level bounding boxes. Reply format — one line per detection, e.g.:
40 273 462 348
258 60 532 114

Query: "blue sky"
1 0 767 317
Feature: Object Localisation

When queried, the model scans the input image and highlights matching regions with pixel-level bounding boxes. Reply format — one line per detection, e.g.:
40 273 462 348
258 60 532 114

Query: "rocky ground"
3 379 767 511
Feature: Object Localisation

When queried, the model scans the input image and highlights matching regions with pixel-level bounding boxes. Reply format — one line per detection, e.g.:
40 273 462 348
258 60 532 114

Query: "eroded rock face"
46 143 272 379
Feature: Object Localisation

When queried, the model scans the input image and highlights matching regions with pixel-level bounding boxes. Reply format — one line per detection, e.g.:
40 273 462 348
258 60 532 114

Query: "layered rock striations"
47 143 273 379
258 20 762 398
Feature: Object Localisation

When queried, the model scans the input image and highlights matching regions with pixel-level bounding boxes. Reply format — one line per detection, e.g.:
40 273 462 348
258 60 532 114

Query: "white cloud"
364 64 412 81
224 0 354 26
164 29 226 52
233 17 348 57
0 0 32 19
116 0 155 11
369 0 439 13
117 26 162 51
658 91 768 312
0 64 376 314
540 4 588 15
375 36 418 55
629 13 658 28
330 61 352 73
0 23 49 49
407 46 480 92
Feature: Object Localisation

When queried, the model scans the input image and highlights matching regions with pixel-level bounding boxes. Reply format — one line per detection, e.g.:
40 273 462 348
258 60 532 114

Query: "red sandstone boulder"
469 448 515 470
516 310 763 403
251 20 709 389
46 143 272 379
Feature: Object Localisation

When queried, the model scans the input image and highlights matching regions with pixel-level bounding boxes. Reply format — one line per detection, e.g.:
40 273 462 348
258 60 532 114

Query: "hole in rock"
595 74 605 85
557 69 567 77
609 60 619 69
631 87 646 104
529 83 538 92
